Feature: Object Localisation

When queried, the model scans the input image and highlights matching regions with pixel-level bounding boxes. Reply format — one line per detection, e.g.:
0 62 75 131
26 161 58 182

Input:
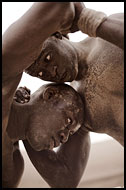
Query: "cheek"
26 110 66 150
26 116 51 151
26 127 44 150
45 117 63 133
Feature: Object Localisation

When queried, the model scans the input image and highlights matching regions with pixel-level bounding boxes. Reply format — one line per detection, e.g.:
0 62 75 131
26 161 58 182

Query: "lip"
48 137 60 150
52 137 60 148
61 69 77 82
48 139 55 150
30 143 44 152
37 68 75 82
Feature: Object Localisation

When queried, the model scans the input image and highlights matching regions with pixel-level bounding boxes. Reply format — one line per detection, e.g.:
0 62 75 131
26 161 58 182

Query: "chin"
63 71 78 82
64 73 77 82
55 68 78 82
26 135 44 152
28 140 44 151
39 75 76 83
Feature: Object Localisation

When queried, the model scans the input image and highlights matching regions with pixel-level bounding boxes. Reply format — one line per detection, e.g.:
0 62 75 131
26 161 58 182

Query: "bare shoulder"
2 73 22 133
109 13 124 20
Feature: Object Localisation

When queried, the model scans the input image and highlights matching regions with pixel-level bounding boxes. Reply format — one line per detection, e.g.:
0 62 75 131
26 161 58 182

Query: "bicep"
2 73 22 135
2 2 63 79
57 129 91 184
23 140 73 188
2 135 24 188
96 13 124 49
23 129 90 188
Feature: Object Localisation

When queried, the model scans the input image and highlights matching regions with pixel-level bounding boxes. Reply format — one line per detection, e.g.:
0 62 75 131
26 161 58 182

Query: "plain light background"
2 2 124 146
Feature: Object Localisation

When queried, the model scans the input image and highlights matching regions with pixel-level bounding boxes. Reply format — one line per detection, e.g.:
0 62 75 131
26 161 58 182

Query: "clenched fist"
14 86 31 104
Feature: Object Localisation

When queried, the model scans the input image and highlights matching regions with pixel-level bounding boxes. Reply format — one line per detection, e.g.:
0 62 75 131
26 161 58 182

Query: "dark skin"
2 2 84 137
2 2 87 188
23 128 90 188
2 2 123 187
13 10 123 188
96 13 124 49
25 13 124 146
3 83 90 188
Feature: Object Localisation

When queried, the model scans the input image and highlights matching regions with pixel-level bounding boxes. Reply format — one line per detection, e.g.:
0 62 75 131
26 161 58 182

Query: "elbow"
50 172 81 188
51 182 79 188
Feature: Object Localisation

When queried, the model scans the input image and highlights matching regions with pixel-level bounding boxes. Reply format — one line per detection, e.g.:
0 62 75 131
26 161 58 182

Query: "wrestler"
2 2 88 188
3 83 90 188
25 12 124 146
2 2 85 137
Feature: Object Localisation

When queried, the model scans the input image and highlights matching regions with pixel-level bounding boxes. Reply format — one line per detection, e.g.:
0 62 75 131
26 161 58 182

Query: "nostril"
54 66 57 72
60 132 68 143
51 66 57 77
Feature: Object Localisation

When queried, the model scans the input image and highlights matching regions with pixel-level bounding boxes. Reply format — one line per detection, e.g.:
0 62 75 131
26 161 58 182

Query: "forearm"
2 2 64 133
2 73 22 136
2 149 24 188
2 3 68 80
96 16 124 49
23 129 90 188
78 8 124 49
23 143 73 188
2 134 24 188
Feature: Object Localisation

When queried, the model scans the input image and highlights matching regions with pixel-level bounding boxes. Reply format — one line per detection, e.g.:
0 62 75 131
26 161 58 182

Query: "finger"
24 86 31 94
13 96 17 100
15 91 26 101
24 93 30 98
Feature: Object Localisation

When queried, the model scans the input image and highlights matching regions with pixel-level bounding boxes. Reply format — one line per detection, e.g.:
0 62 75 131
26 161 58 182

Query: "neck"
6 101 29 142
69 38 93 81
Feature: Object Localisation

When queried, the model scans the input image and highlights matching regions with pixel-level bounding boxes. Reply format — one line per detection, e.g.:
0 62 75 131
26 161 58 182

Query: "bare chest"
71 40 124 133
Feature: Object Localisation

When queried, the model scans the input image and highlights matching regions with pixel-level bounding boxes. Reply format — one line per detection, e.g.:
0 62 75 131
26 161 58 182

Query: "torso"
71 37 124 144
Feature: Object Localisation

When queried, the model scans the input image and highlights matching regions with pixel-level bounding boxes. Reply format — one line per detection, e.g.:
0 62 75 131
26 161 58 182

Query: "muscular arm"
2 3 74 79
77 7 124 50
23 128 90 188
2 133 24 188
2 4 75 187
2 2 74 135
96 13 124 49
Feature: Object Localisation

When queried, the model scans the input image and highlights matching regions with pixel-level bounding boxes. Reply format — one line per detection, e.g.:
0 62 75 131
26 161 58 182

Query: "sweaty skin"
3 83 90 188
2 2 86 188
25 13 124 146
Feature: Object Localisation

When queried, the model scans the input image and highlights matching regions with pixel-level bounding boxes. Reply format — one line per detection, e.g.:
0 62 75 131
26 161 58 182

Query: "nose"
51 66 57 77
59 130 69 143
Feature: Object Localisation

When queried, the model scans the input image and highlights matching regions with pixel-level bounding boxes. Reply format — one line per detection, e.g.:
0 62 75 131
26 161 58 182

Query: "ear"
43 87 57 100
